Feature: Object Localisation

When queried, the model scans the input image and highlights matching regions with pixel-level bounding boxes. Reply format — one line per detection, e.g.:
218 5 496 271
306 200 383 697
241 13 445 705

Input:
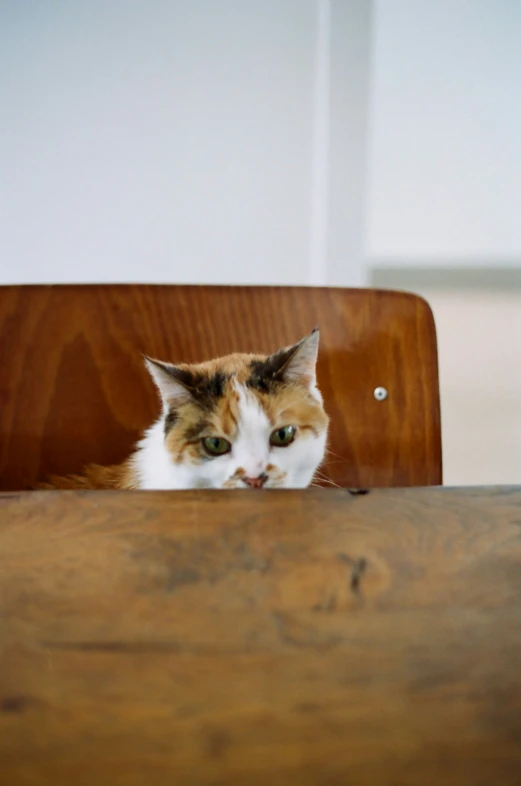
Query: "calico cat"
40 329 329 490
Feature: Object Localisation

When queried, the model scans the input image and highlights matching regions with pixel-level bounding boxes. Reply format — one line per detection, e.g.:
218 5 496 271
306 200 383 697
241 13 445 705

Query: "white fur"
132 381 327 490
132 417 194 490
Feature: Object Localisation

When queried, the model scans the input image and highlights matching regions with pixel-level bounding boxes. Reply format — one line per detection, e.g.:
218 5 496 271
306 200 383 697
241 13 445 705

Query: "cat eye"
202 436 231 457
270 425 296 447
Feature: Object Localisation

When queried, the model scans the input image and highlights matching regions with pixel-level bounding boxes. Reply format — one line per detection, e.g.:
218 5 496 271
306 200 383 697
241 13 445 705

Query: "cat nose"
242 473 268 489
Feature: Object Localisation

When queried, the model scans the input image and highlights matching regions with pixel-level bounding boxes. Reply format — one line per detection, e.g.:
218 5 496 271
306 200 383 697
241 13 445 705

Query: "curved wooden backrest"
0 285 441 490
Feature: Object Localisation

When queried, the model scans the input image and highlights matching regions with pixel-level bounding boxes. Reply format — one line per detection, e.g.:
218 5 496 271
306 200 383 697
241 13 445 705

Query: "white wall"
0 0 369 287
409 288 521 486
366 0 521 265
2 1 520 281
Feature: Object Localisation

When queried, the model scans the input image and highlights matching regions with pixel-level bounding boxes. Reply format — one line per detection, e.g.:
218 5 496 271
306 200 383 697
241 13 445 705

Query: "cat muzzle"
242 473 268 489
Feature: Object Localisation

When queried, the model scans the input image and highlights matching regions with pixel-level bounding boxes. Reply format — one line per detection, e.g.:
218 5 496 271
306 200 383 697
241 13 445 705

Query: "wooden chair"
0 285 442 490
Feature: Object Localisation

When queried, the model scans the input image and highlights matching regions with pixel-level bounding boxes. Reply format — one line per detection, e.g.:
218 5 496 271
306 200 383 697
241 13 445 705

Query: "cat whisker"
314 468 336 479
309 480 340 489
314 477 341 488
324 448 351 463
311 472 342 489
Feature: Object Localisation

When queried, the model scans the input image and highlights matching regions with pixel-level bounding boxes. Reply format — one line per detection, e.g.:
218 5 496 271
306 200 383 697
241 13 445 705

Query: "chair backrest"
0 285 441 490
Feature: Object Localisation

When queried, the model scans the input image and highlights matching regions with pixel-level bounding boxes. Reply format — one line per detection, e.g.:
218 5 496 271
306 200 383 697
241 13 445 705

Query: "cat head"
143 330 329 489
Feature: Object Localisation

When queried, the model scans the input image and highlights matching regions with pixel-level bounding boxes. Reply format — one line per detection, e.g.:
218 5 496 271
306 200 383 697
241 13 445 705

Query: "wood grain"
0 285 441 490
1 487 521 785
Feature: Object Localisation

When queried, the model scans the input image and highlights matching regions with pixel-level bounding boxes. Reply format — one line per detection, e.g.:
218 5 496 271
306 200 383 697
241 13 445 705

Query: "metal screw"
374 387 388 401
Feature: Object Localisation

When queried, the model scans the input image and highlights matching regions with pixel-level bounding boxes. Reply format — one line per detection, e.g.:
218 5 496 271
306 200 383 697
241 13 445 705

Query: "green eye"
270 425 296 447
202 436 231 457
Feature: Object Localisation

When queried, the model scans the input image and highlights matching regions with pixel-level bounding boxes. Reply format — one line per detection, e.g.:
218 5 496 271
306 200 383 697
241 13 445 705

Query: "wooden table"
1 487 521 785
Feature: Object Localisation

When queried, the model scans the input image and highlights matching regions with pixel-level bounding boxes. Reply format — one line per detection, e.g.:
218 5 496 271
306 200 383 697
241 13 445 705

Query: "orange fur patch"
35 460 136 490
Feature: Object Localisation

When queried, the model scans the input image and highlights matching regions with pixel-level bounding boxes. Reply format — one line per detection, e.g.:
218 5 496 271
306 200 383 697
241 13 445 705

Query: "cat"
39 329 329 490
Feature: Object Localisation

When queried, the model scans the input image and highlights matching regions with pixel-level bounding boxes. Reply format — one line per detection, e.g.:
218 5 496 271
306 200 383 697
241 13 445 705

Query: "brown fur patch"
164 408 178 436
260 386 329 435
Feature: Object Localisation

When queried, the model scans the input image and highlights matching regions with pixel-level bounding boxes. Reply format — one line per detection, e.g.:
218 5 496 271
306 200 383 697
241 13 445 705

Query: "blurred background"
1 0 520 485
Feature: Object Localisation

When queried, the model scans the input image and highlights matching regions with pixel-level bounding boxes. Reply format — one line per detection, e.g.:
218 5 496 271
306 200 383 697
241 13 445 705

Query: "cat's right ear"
144 357 193 407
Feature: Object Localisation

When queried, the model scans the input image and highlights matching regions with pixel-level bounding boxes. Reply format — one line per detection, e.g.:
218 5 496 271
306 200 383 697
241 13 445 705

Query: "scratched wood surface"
0 285 441 490
1 486 521 785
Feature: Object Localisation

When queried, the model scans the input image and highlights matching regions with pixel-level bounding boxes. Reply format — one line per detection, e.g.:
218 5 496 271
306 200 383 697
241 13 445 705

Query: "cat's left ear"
278 328 320 387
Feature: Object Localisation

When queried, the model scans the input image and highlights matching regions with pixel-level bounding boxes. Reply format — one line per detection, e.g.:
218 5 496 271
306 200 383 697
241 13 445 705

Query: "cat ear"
275 328 320 386
144 357 193 407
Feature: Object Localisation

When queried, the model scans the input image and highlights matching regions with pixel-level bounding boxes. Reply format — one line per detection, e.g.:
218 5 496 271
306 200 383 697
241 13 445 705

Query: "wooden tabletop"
1 487 521 785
